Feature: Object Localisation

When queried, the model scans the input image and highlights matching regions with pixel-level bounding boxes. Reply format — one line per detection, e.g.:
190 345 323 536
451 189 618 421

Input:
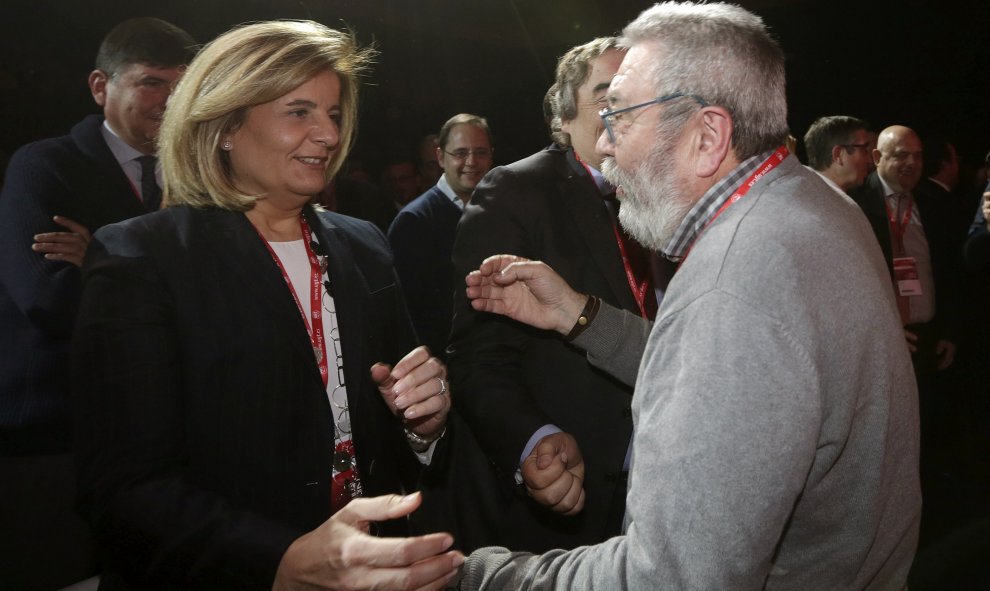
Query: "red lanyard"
610 223 652 319
575 156 653 319
883 195 913 244
257 216 329 388
681 146 789 262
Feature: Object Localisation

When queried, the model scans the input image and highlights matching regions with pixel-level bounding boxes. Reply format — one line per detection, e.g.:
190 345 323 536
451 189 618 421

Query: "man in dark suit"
850 125 962 476
388 113 494 361
0 18 195 589
851 125 960 374
916 136 975 239
448 37 655 553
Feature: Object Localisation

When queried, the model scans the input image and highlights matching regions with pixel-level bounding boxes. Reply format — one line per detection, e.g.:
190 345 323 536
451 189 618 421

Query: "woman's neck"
246 200 305 242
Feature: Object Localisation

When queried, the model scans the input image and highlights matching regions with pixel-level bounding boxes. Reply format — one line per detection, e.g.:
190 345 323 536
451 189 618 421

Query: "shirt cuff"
413 438 439 465
519 424 562 466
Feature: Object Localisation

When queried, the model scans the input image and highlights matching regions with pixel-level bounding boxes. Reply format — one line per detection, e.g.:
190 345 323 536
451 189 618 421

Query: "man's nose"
596 130 615 157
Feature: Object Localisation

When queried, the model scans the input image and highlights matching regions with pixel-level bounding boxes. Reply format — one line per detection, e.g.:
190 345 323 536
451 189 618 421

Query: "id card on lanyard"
885 197 923 297
893 257 922 296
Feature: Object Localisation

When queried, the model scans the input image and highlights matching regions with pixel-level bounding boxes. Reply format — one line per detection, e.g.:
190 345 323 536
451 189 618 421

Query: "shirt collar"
663 149 774 261
808 166 846 196
572 150 613 196
586 163 613 195
437 173 465 210
878 175 917 200
101 119 145 167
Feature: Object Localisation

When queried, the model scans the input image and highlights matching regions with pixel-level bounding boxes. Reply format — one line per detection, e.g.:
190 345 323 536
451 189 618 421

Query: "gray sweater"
461 156 920 590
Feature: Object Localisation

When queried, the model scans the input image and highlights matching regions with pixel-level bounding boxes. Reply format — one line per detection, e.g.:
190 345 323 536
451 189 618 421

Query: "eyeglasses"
599 93 709 143
443 148 493 161
841 143 871 153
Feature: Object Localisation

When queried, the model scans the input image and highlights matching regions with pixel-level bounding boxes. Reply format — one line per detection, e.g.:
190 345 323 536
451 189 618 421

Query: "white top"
268 239 436 463
437 174 465 210
268 240 349 429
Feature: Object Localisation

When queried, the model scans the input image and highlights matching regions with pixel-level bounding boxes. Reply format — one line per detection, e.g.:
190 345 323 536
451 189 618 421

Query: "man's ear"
872 148 882 167
88 70 109 107
832 144 845 165
435 146 444 166
695 106 733 178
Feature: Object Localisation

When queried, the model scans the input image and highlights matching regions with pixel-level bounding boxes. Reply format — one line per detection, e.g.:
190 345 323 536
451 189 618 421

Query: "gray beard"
601 145 693 253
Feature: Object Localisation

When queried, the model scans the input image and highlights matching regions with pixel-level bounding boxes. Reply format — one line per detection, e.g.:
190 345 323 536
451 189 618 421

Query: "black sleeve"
72 223 300 589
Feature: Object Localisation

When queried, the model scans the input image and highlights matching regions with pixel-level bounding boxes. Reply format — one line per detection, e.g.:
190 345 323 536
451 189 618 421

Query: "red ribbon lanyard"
257 216 330 388
883 196 913 244
681 146 789 262
575 156 653 319
611 223 652 318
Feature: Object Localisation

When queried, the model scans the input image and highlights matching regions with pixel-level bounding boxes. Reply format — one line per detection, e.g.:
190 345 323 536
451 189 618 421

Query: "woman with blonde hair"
73 20 461 590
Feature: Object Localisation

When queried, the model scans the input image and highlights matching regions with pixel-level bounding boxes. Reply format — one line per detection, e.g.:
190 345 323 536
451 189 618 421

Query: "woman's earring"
222 140 232 150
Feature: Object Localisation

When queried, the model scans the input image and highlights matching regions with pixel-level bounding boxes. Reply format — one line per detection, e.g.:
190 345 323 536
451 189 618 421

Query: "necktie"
138 155 162 211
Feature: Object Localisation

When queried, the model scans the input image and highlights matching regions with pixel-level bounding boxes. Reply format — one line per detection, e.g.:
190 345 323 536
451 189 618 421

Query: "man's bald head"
874 125 923 193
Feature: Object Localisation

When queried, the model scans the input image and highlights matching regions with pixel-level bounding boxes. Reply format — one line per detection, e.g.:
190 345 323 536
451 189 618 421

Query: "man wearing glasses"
389 113 494 362
802 115 873 193
851 125 962 490
448 37 653 553
457 2 919 588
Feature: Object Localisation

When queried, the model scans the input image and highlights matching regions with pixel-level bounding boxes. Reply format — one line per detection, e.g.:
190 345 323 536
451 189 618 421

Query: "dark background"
1 0 989 178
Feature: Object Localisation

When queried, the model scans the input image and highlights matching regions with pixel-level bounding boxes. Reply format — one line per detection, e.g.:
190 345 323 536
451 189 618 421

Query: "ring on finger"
437 377 447 396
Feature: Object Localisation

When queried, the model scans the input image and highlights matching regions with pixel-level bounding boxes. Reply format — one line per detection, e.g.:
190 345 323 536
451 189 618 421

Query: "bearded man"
456 2 921 589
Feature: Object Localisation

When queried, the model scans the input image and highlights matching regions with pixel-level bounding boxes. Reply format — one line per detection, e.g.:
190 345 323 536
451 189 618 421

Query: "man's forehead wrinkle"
608 68 627 101
607 62 646 107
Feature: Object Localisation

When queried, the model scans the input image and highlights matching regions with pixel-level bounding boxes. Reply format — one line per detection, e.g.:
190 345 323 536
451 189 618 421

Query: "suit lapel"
863 174 894 266
555 150 639 312
865 174 889 218
200 209 321 385
72 115 147 220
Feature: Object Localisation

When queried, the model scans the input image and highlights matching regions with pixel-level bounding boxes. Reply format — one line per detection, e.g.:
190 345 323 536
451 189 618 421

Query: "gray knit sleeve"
571 302 652 386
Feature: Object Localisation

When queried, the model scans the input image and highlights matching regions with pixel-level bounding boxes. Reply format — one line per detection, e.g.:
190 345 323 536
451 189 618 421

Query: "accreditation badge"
893 256 922 296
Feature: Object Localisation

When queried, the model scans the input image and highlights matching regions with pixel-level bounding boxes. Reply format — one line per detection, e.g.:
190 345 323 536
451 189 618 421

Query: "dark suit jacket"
388 185 463 361
72 205 422 589
965 187 990 272
0 114 146 454
850 172 961 344
447 145 638 553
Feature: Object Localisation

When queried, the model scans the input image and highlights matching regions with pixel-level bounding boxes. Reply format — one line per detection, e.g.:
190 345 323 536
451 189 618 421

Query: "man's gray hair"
621 2 789 159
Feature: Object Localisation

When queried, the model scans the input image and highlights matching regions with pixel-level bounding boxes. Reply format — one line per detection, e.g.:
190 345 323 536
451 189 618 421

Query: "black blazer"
447 146 638 553
0 114 146 454
849 172 961 342
72 205 421 589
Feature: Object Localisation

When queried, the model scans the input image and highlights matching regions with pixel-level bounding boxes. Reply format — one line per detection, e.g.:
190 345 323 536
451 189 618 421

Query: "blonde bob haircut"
159 20 374 210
